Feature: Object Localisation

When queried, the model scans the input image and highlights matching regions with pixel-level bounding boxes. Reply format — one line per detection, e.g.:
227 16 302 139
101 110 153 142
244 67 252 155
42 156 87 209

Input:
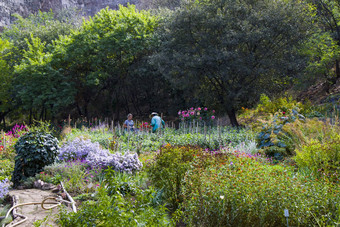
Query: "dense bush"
147 145 203 209
179 151 340 226
257 108 305 159
256 94 303 114
59 137 142 173
59 137 102 161
295 134 340 181
12 130 59 187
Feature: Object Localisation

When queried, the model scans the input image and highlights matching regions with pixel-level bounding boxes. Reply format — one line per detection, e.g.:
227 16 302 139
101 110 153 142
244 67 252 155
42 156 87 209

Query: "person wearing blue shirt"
150 112 165 133
123 113 135 132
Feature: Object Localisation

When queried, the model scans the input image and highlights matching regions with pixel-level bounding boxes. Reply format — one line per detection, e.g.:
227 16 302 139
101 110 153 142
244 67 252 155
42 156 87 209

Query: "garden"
1 0 340 226
0 99 339 226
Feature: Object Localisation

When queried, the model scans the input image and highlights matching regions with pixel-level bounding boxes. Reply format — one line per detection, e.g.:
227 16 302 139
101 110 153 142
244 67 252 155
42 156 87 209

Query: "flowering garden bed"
0 113 339 226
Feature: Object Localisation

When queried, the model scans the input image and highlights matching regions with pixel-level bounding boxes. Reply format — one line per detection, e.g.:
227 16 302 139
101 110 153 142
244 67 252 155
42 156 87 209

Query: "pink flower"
211 115 215 120
199 117 202 120
212 110 215 113
186 114 190 117
204 107 208 111
197 107 201 111
181 118 184 121
182 111 186 114
178 111 181 115
190 107 194 110
283 112 286 115
190 112 195 115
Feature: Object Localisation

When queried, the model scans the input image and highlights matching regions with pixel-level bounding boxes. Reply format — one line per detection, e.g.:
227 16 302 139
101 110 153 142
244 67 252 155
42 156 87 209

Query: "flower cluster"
139 122 151 129
0 145 3 152
86 150 142 174
5 124 28 138
178 107 215 122
59 137 103 161
0 178 10 199
59 137 142 174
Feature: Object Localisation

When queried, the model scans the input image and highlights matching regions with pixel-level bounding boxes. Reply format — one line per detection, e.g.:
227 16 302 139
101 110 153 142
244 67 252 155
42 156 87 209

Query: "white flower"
220 195 224 200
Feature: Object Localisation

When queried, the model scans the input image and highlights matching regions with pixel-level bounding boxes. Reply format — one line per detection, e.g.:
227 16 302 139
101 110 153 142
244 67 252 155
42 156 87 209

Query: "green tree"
0 10 80 124
14 35 76 122
305 0 340 88
0 38 13 127
56 4 159 119
153 0 313 126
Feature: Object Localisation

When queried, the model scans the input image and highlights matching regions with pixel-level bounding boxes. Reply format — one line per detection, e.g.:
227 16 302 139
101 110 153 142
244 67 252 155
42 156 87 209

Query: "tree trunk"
335 59 340 79
226 108 239 127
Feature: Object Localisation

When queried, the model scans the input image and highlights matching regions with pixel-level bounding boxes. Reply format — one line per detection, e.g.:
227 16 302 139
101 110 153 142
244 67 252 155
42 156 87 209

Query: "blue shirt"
124 120 134 131
151 116 165 133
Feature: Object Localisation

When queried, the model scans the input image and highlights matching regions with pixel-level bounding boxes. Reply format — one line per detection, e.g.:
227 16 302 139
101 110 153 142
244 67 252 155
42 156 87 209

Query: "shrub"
59 137 102 161
0 159 14 181
180 153 340 227
295 134 340 181
257 108 305 159
42 160 100 194
256 94 303 114
147 145 203 209
58 171 170 226
12 130 59 187
87 151 143 174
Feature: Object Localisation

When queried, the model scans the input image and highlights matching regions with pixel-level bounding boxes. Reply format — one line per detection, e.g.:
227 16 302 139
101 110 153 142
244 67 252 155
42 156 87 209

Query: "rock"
51 185 61 193
33 180 44 189
0 0 141 30
41 183 54 190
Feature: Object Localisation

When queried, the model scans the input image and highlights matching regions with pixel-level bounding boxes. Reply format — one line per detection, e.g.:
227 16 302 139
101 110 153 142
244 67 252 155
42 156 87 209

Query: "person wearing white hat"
150 112 165 133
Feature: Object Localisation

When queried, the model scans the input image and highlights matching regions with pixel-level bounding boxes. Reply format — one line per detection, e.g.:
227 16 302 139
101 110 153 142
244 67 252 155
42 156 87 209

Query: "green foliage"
257 108 306 159
0 38 13 115
1 10 79 59
64 126 255 153
256 94 304 115
153 0 313 126
295 134 340 181
12 127 59 187
147 145 201 209
180 152 340 226
58 171 171 226
301 31 340 86
104 168 137 197
42 160 100 194
0 159 14 181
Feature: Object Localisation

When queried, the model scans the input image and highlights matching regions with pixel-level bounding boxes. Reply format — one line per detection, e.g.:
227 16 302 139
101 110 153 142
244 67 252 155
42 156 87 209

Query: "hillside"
0 0 139 31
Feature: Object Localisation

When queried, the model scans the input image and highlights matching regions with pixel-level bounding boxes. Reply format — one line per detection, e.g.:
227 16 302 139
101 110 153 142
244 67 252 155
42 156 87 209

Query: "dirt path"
7 189 60 227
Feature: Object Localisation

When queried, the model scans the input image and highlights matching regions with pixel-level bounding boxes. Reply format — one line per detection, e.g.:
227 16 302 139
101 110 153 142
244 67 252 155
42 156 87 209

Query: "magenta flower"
199 117 202 120
190 107 194 110
190 112 195 115
178 111 181 115
212 110 215 113
211 115 215 120
204 107 208 111
197 107 201 111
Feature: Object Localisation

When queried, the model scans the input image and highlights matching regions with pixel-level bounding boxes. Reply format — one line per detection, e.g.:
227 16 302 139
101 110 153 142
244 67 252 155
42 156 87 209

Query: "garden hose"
2 181 76 227
2 196 74 227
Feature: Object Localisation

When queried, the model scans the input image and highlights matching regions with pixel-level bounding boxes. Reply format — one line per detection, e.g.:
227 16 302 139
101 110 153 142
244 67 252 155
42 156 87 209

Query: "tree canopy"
152 0 313 126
